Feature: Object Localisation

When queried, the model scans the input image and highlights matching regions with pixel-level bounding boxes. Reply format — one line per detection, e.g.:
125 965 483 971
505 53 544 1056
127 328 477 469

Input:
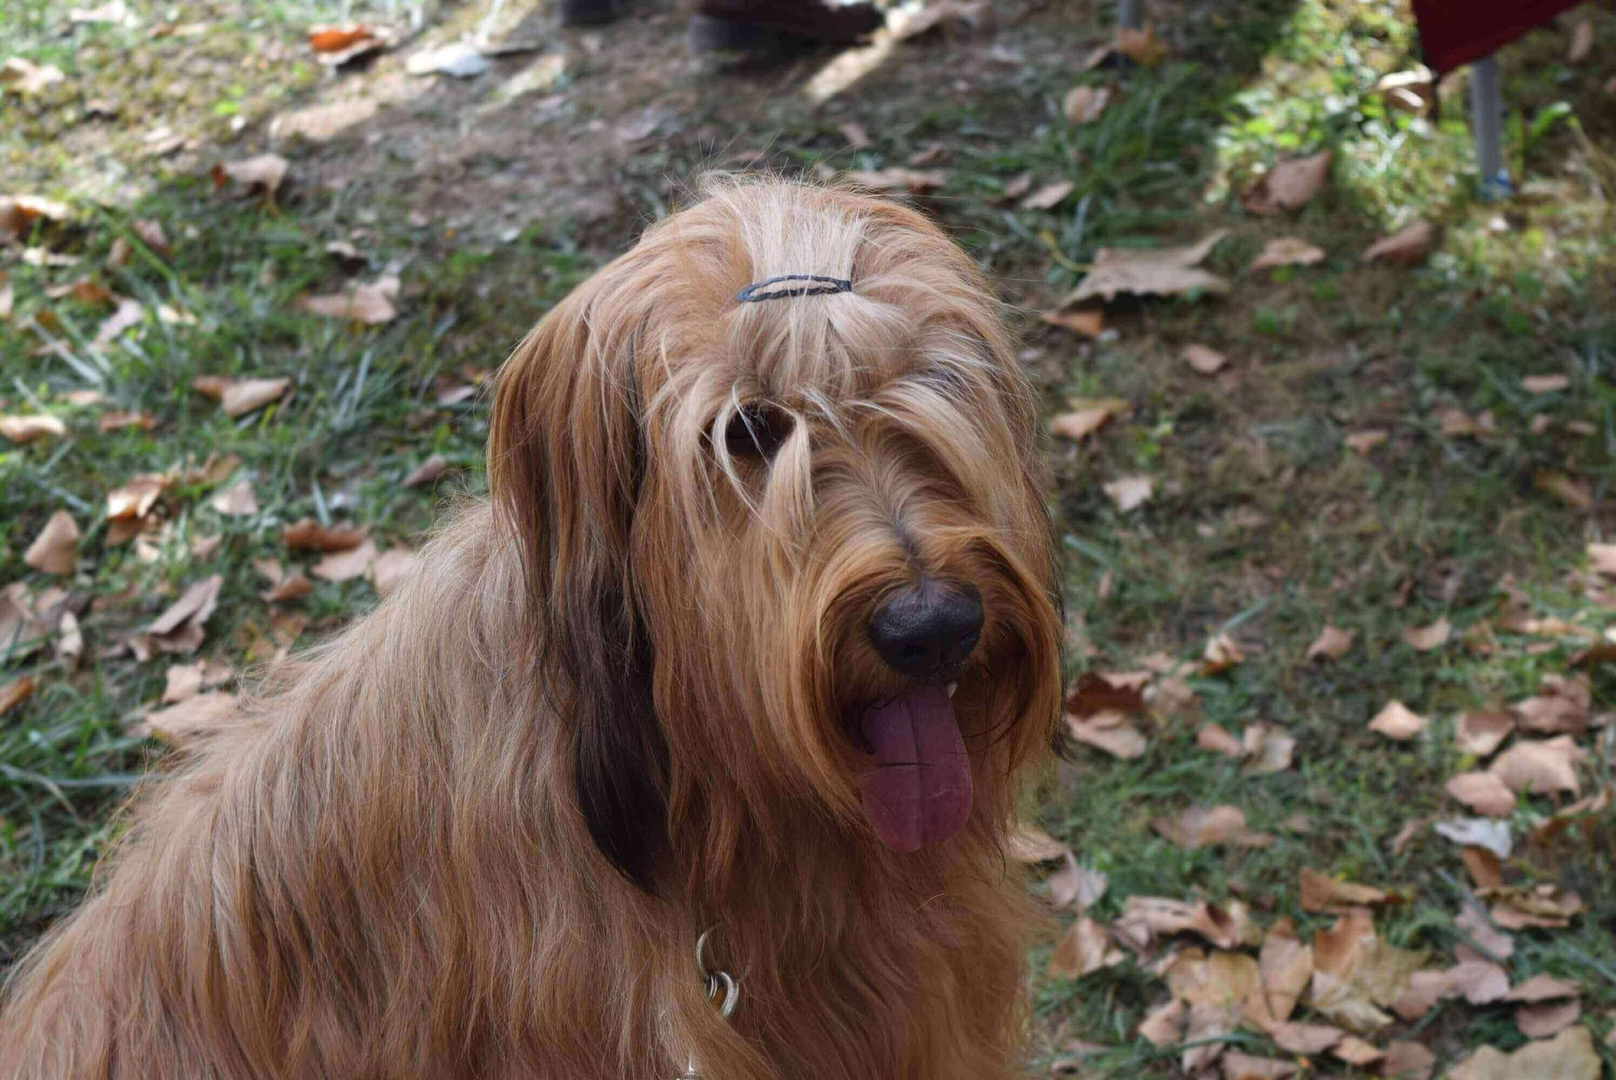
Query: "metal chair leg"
1469 55 1510 200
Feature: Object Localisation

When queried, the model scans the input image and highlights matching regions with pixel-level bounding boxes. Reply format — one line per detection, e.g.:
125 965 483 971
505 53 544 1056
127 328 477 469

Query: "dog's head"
490 179 1062 891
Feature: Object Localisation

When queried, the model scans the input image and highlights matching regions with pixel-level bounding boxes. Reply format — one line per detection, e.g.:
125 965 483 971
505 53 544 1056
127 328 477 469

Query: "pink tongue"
859 684 973 852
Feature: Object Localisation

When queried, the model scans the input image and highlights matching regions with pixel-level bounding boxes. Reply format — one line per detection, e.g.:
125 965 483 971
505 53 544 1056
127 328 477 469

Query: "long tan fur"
0 177 1063 1080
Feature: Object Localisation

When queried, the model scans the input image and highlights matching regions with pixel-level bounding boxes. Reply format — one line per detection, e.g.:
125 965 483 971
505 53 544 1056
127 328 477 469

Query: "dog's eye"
723 405 793 462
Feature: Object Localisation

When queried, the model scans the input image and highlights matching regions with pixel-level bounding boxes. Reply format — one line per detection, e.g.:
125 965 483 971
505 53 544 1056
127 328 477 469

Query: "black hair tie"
735 275 853 303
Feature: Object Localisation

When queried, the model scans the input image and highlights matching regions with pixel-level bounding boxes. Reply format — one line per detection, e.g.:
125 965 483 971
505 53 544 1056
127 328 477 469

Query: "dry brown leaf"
1307 624 1354 661
1039 308 1104 338
838 122 871 150
1269 1022 1344 1054
402 455 451 488
161 661 204 704
1352 937 1433 1014
97 409 156 432
1244 724 1295 774
312 538 378 583
1490 736 1585 796
1020 180 1075 211
0 192 67 240
299 276 399 325
1202 632 1244 674
194 374 290 417
1114 23 1165 66
282 518 366 551
1505 975 1580 1003
262 572 313 604
1066 671 1147 717
1333 1036 1384 1066
1491 886 1584 930
105 473 168 522
0 414 67 443
1456 710 1514 757
1062 84 1111 124
1362 220 1433 265
1152 805 1249 849
309 23 379 53
212 153 289 197
1567 19 1593 63
1345 429 1388 454
1314 914 1376 979
1137 998 1187 1046
1511 675 1589 735
1389 969 1455 1021
222 377 290 417
1008 821 1069 862
1148 673 1197 716
1387 818 1423 854
1066 710 1147 759
1447 959 1511 1005
1198 725 1244 757
1517 999 1581 1039
1379 1041 1434 1080
1449 1026 1601 1080
0 675 34 716
23 510 78 574
1521 373 1570 394
1048 857 1108 912
1300 868 1391 913
1369 700 1427 741
1047 916 1123 979
144 574 222 655
130 218 170 258
1103 475 1153 512
1048 397 1129 442
1447 772 1515 818
371 547 416 597
1535 470 1592 509
1403 617 1451 651
1069 230 1229 303
1440 408 1497 438
1181 343 1227 375
843 168 949 193
131 691 235 744
210 479 258 517
1243 152 1332 215
1116 897 1247 951
1182 1001 1239 1073
1461 847 1505 891
1250 236 1325 271
1589 542 1616 577
1310 970 1393 1032
1245 923 1313 1029
1167 949 1260 1008
91 297 145 348
1221 1050 1296 1079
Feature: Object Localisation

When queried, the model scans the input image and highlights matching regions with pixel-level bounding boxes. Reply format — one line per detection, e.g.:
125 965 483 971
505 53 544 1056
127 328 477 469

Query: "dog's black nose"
868 580 983 678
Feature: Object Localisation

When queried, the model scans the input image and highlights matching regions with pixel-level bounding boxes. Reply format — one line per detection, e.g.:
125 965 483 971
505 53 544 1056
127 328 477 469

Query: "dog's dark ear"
488 280 670 893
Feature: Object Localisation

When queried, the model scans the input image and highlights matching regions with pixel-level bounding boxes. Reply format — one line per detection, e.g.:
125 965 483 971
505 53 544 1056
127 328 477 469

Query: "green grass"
4 0 1615 1071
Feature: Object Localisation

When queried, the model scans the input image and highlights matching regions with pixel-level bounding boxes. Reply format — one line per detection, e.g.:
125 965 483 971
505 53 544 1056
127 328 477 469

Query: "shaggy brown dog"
0 178 1062 1079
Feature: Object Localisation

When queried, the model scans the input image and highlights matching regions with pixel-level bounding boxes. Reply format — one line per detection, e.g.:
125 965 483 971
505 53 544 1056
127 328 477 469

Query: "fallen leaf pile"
1034 851 1607 1078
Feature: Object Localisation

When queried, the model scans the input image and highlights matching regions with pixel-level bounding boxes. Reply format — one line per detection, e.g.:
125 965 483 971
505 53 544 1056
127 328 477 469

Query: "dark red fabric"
1412 0 1583 76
